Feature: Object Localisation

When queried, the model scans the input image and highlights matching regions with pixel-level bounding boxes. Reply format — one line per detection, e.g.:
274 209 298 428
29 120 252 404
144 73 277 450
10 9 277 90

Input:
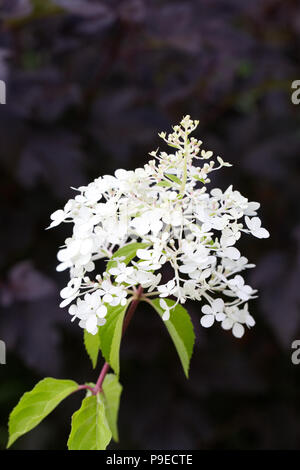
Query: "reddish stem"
88 285 144 395
122 285 144 335
93 362 110 394
77 384 95 394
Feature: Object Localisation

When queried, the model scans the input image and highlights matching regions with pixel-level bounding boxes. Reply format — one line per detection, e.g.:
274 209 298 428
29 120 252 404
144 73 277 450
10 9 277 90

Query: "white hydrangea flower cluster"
49 116 269 338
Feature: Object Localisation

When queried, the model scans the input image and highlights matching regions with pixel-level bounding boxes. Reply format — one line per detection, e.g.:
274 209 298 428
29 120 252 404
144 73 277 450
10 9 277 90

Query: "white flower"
129 270 161 290
60 277 81 299
221 304 255 338
227 275 255 301
59 278 82 307
162 209 183 227
222 256 255 272
179 244 213 275
97 280 128 307
158 279 177 297
245 216 270 239
244 201 260 216
200 298 226 328
221 246 241 260
131 212 163 236
136 248 166 271
47 201 75 229
220 228 240 248
69 291 107 335
97 280 115 304
109 263 134 284
48 210 67 229
109 285 128 307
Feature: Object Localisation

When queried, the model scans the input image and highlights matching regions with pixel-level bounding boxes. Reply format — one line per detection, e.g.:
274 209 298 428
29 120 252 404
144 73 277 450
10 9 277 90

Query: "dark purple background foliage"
0 0 300 450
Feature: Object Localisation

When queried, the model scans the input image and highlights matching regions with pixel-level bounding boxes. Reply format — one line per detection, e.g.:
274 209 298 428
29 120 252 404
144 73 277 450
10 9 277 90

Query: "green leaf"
193 175 207 184
166 142 180 149
68 395 112 450
156 181 173 188
149 298 195 378
107 242 150 272
101 374 122 442
84 329 100 369
165 173 182 185
7 378 78 448
98 304 128 376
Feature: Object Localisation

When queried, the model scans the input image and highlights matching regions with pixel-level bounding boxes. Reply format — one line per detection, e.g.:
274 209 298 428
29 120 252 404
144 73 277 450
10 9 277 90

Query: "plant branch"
93 362 110 394
92 285 144 394
77 384 95 394
122 285 144 335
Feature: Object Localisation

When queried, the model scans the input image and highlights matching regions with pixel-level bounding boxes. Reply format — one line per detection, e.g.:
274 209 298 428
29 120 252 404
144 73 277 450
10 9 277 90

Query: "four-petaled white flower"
60 278 81 308
221 304 255 338
109 263 134 284
227 275 255 301
158 279 177 297
200 298 226 328
69 292 107 335
245 216 270 239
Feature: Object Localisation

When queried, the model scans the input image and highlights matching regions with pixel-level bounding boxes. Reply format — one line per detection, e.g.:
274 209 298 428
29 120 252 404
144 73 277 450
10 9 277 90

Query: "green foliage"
84 329 100 369
6 295 195 450
156 181 173 187
106 242 150 271
101 374 122 442
98 304 128 376
149 298 195 378
68 395 112 450
7 378 78 448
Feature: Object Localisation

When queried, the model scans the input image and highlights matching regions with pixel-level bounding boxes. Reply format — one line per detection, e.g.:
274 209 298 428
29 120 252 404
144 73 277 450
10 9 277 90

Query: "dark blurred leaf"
0 0 32 19
52 0 112 18
0 261 56 305
16 131 85 196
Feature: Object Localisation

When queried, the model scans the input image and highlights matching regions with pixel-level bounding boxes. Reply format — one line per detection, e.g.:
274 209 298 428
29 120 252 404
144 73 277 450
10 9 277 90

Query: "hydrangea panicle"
49 116 269 338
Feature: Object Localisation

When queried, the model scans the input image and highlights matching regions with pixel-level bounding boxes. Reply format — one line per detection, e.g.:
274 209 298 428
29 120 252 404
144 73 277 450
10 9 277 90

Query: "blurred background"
0 0 300 450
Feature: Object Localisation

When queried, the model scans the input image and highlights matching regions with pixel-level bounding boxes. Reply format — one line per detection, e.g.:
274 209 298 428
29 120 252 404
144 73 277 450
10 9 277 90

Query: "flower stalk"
179 137 189 196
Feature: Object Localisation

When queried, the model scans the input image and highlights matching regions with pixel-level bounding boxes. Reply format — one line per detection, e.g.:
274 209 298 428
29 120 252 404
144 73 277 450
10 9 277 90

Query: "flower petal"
232 323 245 338
200 314 214 328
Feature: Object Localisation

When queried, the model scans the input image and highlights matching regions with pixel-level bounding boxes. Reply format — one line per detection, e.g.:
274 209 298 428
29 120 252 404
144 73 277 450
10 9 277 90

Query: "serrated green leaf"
107 242 150 272
68 395 112 450
98 304 128 376
101 374 122 442
7 378 78 448
165 173 182 185
149 298 195 378
84 329 100 369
